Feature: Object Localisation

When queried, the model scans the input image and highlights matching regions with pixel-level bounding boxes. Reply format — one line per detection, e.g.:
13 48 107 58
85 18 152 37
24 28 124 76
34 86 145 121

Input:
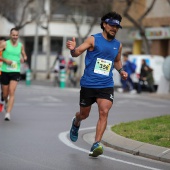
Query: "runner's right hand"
66 37 76 50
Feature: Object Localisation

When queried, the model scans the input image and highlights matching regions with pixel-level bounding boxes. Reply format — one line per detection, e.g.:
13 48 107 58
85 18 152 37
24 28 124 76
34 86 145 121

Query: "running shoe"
4 113 10 121
70 117 80 142
89 142 103 157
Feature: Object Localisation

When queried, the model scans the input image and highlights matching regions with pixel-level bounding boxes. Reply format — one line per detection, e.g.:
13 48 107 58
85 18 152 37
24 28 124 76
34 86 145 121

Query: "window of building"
50 37 63 54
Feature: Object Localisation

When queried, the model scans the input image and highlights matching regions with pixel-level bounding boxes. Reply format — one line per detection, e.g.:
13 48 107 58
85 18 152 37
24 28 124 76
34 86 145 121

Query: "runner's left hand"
120 71 128 80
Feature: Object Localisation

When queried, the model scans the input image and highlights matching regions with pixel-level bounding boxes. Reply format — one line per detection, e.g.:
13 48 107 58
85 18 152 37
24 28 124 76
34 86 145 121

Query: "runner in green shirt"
0 27 27 121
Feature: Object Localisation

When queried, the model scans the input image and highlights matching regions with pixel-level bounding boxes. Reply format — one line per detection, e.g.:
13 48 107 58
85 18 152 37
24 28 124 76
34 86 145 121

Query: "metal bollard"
60 69 66 88
26 69 31 86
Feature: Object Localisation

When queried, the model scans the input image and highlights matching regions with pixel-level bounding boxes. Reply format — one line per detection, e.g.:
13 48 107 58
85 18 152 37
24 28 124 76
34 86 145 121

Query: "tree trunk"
32 20 39 79
46 19 51 79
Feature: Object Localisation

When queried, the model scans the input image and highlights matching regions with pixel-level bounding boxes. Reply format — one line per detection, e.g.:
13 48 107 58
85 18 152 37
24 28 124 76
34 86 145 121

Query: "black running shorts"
79 87 114 107
1 72 21 85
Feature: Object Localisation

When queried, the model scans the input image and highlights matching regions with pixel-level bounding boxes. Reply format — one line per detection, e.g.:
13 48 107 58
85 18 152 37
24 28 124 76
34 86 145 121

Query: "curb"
101 131 170 163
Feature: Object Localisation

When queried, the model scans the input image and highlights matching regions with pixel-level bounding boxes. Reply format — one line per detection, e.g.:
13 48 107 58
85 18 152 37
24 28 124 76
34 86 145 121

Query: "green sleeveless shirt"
2 40 22 72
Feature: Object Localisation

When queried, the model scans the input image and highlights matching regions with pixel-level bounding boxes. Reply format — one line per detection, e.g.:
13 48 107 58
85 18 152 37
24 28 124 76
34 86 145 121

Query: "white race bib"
7 61 18 71
94 58 112 76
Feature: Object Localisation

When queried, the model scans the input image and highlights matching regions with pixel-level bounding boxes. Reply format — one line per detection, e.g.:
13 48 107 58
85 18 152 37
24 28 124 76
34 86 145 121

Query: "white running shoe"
4 113 10 121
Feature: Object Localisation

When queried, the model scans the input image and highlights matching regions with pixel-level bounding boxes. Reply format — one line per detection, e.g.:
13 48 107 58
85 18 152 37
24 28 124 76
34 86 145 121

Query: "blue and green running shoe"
70 117 80 142
89 142 103 157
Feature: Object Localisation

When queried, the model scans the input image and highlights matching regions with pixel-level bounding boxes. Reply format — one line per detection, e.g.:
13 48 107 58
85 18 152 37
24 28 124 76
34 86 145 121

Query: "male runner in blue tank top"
66 11 128 157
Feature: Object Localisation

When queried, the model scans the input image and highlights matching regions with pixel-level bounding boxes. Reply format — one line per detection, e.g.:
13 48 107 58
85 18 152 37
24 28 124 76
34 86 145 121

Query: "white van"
113 55 165 88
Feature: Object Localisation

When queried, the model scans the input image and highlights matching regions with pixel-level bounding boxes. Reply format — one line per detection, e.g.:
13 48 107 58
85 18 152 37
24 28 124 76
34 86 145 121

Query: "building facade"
119 0 170 57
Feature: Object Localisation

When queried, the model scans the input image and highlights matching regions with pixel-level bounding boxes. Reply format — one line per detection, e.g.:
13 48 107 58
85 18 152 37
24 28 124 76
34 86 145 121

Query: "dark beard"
106 31 115 40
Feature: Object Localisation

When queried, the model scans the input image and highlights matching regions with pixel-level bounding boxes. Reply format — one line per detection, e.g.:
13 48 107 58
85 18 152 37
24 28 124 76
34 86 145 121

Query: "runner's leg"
6 80 18 113
70 106 91 142
2 85 9 104
74 106 91 126
95 98 112 142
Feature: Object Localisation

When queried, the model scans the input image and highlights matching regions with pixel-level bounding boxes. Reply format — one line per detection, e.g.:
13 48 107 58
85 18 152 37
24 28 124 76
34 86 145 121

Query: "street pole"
32 19 39 79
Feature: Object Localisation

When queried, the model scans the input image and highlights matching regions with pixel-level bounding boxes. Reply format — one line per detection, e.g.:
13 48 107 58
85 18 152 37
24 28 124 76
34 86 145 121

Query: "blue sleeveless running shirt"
80 33 121 88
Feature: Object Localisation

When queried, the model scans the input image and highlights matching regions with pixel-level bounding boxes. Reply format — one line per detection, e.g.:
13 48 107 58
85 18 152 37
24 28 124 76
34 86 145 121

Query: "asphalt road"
0 82 169 170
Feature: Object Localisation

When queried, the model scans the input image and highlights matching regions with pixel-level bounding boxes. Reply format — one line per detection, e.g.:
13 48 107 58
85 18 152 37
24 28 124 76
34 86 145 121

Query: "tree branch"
138 0 156 23
123 0 142 29
71 17 81 39
84 17 98 39
18 0 34 28
16 20 34 30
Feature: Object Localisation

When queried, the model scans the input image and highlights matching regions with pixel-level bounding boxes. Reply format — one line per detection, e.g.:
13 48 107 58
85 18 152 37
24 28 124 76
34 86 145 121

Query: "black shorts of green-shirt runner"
1 72 21 85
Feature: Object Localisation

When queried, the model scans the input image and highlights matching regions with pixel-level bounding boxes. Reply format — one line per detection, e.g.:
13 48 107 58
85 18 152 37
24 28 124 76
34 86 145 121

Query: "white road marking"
58 127 162 170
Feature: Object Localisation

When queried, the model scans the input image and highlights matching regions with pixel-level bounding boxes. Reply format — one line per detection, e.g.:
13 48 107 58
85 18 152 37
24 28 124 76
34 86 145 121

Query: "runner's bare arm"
114 44 128 80
21 45 27 61
66 36 94 57
0 41 6 52
0 41 12 65
114 44 123 70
